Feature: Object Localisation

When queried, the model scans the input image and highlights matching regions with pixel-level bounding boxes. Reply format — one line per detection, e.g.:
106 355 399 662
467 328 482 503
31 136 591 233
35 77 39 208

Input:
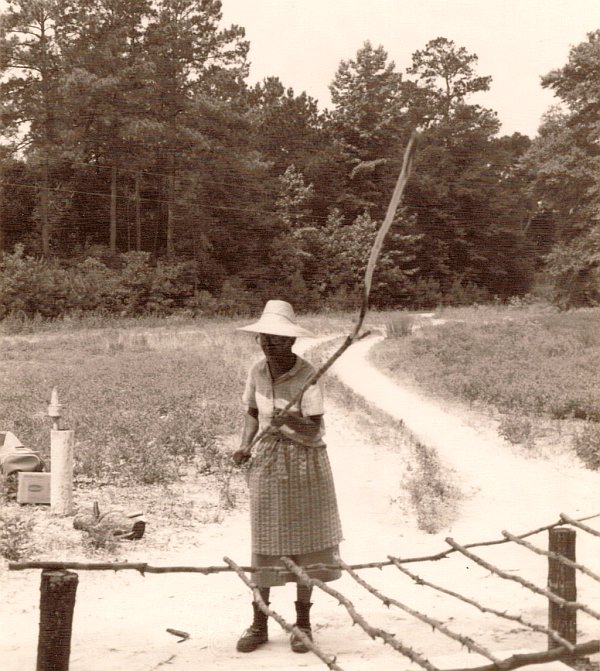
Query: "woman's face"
258 333 295 361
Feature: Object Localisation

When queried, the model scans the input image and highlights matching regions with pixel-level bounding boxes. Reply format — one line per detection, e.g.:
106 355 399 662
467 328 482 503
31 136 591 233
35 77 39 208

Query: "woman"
232 299 343 654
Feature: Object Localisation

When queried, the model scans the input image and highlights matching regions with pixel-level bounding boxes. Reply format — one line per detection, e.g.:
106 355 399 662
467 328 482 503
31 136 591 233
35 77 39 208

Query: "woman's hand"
232 446 252 467
269 412 287 428
271 412 322 438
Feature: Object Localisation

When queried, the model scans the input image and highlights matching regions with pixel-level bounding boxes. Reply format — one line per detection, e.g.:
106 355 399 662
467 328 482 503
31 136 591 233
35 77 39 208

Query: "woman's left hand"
270 413 287 429
232 446 252 467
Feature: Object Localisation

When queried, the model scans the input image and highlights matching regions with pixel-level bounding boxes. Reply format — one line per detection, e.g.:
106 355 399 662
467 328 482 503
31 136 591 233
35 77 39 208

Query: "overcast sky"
1 0 599 138
221 0 600 137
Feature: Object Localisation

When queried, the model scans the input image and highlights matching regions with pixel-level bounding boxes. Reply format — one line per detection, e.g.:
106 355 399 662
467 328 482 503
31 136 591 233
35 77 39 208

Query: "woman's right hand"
232 446 252 467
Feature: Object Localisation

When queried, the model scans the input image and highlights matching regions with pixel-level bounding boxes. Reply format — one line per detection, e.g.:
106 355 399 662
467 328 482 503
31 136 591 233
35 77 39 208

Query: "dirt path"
332 335 600 537
3 335 600 671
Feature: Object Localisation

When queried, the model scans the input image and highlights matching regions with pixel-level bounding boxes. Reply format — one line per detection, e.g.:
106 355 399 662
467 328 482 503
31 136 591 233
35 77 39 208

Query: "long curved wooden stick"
245 130 419 452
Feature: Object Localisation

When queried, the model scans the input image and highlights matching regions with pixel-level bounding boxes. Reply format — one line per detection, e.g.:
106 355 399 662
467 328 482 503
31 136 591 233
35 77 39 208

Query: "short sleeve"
300 379 324 416
242 367 257 409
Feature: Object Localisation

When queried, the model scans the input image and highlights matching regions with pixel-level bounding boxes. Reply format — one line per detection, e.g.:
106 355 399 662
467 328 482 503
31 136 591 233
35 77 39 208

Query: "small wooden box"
17 472 51 504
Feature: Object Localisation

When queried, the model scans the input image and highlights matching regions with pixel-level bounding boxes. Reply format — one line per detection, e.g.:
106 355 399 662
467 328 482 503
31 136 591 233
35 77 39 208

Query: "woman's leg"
292 583 313 653
296 584 312 603
236 587 272 652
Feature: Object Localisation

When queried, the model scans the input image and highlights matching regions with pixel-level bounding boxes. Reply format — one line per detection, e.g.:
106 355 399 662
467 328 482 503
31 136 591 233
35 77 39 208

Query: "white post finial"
48 387 63 431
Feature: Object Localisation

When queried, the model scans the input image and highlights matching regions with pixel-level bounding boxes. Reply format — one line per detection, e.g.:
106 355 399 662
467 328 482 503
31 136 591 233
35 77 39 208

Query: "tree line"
0 0 598 314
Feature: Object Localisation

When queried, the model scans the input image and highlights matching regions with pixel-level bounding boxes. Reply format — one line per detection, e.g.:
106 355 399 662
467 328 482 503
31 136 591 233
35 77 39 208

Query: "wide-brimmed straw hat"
237 300 315 338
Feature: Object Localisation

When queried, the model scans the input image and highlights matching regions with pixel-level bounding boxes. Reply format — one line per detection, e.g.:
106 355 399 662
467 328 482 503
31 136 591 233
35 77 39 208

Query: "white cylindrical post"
51 429 74 516
48 388 74 516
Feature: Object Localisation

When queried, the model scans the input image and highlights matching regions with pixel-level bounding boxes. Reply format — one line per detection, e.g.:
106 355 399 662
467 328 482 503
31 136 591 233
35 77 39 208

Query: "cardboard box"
17 472 51 505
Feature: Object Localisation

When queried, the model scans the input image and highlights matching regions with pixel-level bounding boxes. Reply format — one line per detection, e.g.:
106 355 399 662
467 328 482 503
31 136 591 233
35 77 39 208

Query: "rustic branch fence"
9 512 600 671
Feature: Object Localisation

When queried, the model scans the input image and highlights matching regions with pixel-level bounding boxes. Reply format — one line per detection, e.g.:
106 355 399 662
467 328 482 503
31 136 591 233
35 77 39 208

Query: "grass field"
3 303 598 482
370 304 600 466
0 321 252 485
2 304 599 560
0 311 354 485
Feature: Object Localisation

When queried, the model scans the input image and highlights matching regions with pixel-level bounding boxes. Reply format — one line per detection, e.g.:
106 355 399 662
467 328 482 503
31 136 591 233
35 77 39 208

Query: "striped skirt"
248 434 343 585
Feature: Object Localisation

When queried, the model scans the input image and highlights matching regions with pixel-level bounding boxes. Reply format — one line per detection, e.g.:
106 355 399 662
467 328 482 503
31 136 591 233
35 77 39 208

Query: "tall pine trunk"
0 160 4 256
110 163 117 253
40 18 52 257
166 155 175 257
40 158 50 256
135 171 141 251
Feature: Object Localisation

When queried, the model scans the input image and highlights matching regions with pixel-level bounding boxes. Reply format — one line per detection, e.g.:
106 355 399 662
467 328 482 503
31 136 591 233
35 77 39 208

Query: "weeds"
0 319 254 487
574 424 600 470
82 526 120 554
0 507 35 561
370 308 600 423
317 346 462 535
498 413 533 445
404 442 461 534
383 314 415 338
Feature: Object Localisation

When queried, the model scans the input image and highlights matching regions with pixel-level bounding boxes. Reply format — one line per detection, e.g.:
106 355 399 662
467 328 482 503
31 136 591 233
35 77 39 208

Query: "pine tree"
327 41 411 220
0 0 64 255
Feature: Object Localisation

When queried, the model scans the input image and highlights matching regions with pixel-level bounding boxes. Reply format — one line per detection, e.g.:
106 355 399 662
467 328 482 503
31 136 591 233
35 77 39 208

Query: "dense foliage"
522 30 600 308
0 2 597 312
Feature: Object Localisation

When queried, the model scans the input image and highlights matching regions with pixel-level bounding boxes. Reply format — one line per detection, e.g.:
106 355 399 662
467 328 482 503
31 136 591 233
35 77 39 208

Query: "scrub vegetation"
0 320 255 487
1 303 598 560
370 304 600 466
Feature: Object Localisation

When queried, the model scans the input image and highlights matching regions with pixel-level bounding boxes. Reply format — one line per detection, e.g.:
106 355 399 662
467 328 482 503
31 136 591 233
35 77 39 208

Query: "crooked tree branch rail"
8 511 600 671
9 510 600 575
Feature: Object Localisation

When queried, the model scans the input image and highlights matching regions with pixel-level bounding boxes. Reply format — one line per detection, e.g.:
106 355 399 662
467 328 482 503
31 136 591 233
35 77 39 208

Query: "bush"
442 278 492 307
384 314 414 338
498 413 533 445
0 247 205 320
217 277 262 317
573 424 600 470
402 277 443 310
405 442 461 534
0 245 73 319
544 226 600 309
0 507 35 561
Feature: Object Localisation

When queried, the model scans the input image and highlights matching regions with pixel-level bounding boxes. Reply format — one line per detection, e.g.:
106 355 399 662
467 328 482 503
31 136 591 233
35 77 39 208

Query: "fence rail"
8 511 600 671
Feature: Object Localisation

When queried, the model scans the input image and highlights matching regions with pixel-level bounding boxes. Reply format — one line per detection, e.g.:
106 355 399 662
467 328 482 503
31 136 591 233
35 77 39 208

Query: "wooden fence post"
548 527 577 652
37 570 79 671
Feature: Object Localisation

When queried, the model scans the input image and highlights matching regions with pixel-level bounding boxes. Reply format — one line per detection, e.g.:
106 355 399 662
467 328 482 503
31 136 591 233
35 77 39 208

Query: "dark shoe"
236 625 268 652
236 602 268 653
290 626 312 653
290 601 313 654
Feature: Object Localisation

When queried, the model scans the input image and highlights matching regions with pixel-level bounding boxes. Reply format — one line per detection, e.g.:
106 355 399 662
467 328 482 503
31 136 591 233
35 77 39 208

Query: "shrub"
405 442 461 534
0 507 35 561
384 314 414 338
442 278 492 307
573 424 600 470
544 225 600 309
218 277 262 317
0 245 73 319
402 277 443 310
0 247 207 320
498 413 533 445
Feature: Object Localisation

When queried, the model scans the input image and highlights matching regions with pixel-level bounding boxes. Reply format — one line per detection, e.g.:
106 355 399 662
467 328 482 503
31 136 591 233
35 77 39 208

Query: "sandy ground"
2 333 600 671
